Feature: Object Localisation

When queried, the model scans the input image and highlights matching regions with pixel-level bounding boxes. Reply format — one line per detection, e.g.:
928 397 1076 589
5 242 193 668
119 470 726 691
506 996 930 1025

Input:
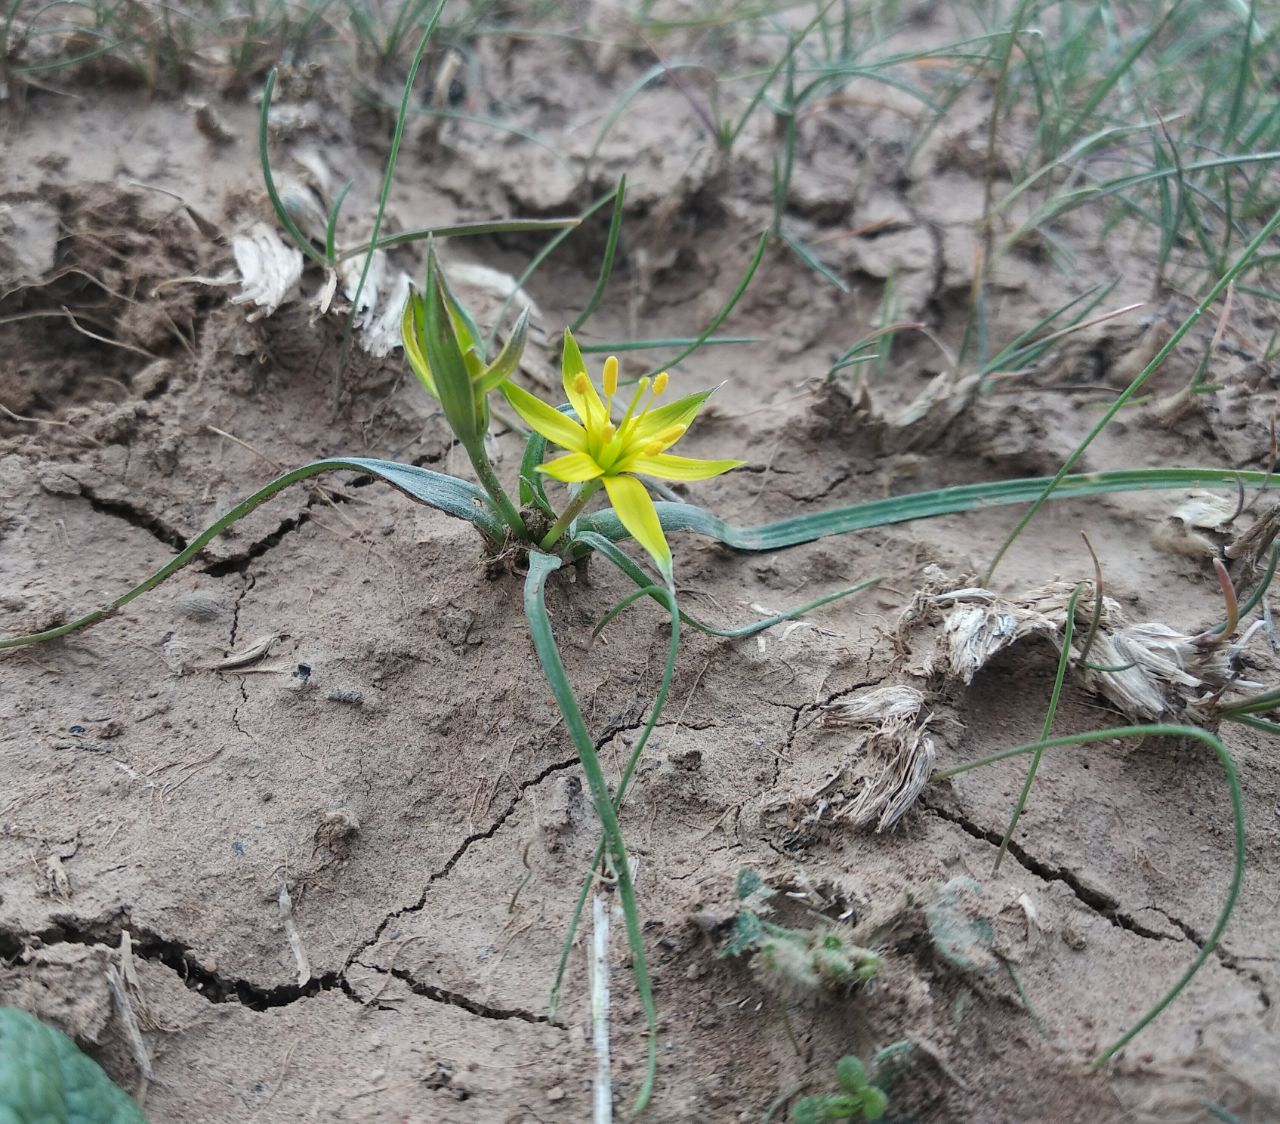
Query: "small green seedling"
791 1056 888 1124
720 868 880 997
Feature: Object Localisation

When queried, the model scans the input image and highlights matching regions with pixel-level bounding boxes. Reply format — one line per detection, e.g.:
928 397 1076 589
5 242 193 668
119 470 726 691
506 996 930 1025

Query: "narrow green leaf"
0 458 500 652
933 723 1243 1070
642 231 769 377
324 179 354 266
337 218 578 261
524 553 660 1113
571 530 878 638
575 468 1275 553
994 584 1083 871
259 68 327 267
570 176 626 332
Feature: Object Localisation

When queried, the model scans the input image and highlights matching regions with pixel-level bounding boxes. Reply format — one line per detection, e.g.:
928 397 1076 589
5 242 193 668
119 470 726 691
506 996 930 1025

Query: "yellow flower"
503 330 743 574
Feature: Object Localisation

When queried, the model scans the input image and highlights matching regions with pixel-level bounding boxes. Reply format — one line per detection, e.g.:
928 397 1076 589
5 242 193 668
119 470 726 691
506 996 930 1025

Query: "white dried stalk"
278 883 311 987
591 892 613 1124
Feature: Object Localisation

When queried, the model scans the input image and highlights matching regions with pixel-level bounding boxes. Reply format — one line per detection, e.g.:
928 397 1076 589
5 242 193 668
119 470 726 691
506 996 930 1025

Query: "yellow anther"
652 371 669 396
603 356 619 398
643 425 686 456
601 422 617 442
573 371 590 395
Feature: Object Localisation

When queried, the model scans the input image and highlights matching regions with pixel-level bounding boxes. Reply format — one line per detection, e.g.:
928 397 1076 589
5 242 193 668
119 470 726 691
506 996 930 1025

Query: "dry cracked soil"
2 4 1279 1122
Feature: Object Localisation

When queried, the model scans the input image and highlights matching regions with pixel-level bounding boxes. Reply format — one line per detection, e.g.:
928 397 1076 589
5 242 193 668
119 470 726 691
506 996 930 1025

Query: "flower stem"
541 479 603 551
463 439 525 540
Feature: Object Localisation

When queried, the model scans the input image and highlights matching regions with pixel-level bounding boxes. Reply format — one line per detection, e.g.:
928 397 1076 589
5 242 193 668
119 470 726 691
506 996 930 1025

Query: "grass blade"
260 67 328 267
570 176 626 333
641 231 768 377
578 336 762 354
993 584 1083 872
483 188 621 353
338 3 446 375
336 217 579 260
524 552 659 1114
0 458 500 652
932 723 1243 1070
571 530 879 638
983 205 1280 585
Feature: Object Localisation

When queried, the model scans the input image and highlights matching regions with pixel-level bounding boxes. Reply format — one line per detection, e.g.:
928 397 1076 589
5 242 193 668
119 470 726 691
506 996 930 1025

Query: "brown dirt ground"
2 7 1279 1123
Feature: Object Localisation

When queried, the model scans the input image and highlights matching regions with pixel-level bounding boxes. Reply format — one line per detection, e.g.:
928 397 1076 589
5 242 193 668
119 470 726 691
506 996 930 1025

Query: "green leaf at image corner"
0 1006 147 1123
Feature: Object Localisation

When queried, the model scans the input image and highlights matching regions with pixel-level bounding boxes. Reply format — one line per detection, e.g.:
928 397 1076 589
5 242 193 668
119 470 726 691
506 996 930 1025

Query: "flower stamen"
618 376 651 432
643 424 686 456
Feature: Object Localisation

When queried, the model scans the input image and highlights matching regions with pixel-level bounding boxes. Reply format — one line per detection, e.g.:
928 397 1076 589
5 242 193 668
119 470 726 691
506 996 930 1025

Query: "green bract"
0 1007 148 1124
401 243 529 447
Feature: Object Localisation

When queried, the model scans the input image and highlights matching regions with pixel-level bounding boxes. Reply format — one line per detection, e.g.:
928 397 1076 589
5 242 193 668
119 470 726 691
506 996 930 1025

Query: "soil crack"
1 915 340 1010
922 798 1272 1006
202 511 313 577
350 961 548 1024
81 489 189 553
780 469 853 505
922 797 1179 940
346 716 656 970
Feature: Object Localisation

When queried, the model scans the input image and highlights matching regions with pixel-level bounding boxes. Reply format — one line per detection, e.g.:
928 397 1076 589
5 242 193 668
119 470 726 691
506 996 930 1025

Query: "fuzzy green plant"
790 1056 888 1124
719 869 881 998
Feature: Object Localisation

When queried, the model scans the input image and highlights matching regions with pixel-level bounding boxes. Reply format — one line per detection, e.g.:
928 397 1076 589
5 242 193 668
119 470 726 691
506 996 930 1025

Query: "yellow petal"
632 389 713 440
539 452 605 482
603 474 671 576
502 382 589 453
622 453 745 481
561 330 606 430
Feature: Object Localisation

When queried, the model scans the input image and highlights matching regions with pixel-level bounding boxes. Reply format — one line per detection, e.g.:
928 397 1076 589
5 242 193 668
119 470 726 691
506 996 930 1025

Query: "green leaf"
791 1094 852 1124
860 1086 889 1121
736 867 763 901
548 565 681 1028
518 430 551 511
475 306 530 393
925 877 997 973
0 458 501 653
422 245 479 442
720 909 763 958
0 1007 148 1122
575 468 1276 552
524 552 659 1114
835 1056 869 1094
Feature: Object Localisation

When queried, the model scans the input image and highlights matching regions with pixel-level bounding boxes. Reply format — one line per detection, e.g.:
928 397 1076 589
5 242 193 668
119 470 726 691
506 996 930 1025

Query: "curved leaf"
933 723 1244 1069
576 468 1274 552
0 458 499 652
